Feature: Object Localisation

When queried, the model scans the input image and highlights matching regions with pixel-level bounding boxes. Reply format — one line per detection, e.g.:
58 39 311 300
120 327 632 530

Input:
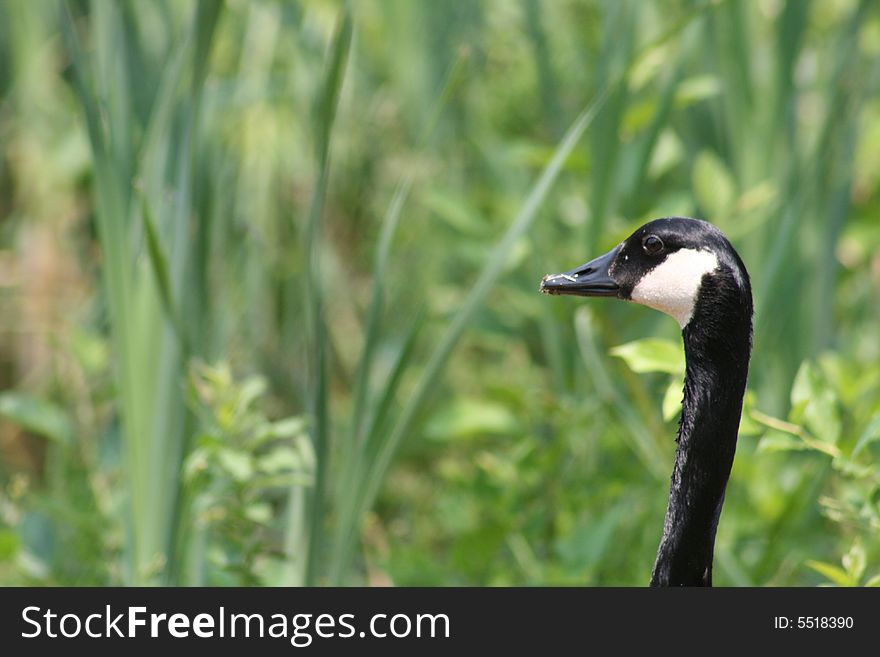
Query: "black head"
540 217 751 329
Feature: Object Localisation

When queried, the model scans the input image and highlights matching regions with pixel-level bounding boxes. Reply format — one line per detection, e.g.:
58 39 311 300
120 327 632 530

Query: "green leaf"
257 447 303 475
254 417 308 445
662 379 682 421
790 361 841 445
183 449 210 483
244 503 272 525
139 194 186 348
737 392 763 436
756 431 809 453
674 75 722 107
301 4 354 586
842 541 866 582
790 360 817 408
648 130 684 180
830 454 875 478
737 413 762 436
217 449 254 482
238 376 268 413
806 560 854 587
268 417 308 439
852 413 880 457
692 150 736 219
0 393 73 445
425 399 520 441
864 574 880 587
610 338 684 375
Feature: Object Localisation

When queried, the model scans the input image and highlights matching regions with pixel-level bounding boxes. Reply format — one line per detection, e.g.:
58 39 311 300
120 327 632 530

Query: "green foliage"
692 151 737 221
0 0 878 586
611 338 686 421
184 362 312 585
0 393 73 445
751 354 880 584
611 338 685 375
807 541 880 587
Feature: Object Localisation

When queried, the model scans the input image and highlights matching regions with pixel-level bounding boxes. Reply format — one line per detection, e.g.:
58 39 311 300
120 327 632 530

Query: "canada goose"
540 217 753 586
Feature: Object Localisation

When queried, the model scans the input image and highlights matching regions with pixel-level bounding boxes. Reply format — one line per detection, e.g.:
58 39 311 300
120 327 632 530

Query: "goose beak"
540 245 620 297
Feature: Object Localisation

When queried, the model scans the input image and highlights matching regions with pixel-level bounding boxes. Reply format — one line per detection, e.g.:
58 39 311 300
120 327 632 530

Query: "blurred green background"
0 0 878 586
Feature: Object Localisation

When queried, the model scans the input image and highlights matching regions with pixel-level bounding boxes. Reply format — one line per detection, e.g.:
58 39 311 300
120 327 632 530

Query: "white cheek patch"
630 248 718 328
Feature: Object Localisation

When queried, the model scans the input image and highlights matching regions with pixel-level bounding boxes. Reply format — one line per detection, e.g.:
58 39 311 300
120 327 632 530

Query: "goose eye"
642 235 664 255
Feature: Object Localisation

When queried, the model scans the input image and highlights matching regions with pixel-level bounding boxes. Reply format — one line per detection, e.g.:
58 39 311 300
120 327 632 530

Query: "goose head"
540 217 751 329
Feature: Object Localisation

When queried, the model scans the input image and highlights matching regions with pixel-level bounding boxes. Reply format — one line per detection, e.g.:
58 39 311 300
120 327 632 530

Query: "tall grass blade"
574 308 666 478
331 89 609 581
138 194 187 350
300 6 353 585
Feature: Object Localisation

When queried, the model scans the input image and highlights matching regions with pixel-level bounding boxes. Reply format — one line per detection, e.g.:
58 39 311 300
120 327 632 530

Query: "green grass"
0 0 878 586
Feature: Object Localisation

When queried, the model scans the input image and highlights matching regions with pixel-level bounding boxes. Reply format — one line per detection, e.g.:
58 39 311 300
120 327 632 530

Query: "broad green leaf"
425 399 519 441
628 42 669 91
736 181 778 215
692 150 736 219
183 450 210 482
738 392 763 436
648 130 684 180
805 560 854 587
257 447 303 474
217 449 254 482
238 376 269 412
791 361 841 445
842 542 866 582
756 431 809 453
852 413 880 457
738 412 763 436
790 360 818 408
0 393 73 445
611 338 684 375
830 454 875 478
675 75 722 107
244 503 272 525
254 417 308 445
662 379 682 421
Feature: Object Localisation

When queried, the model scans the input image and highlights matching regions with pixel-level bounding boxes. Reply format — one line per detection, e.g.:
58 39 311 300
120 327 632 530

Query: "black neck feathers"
650 268 753 587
